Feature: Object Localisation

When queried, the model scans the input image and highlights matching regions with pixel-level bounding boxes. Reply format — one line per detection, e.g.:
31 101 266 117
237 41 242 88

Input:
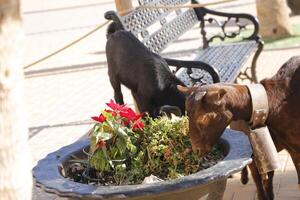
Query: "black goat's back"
106 30 180 90
105 29 186 117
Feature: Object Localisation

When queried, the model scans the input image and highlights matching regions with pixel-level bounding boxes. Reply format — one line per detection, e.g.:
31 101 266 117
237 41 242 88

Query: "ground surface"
22 0 300 199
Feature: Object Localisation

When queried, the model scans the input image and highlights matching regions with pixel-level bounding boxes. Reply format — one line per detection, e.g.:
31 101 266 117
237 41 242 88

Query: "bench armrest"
164 58 221 84
191 1 260 47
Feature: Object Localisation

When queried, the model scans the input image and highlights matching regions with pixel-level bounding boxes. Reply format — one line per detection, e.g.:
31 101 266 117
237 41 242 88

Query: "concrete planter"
33 129 252 200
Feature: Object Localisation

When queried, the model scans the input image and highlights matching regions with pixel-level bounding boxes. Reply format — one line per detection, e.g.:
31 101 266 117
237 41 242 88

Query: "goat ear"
204 88 226 106
177 85 190 94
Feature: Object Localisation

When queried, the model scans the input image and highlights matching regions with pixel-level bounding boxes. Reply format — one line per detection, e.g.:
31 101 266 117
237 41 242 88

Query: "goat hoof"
241 175 249 185
240 167 249 185
255 192 269 200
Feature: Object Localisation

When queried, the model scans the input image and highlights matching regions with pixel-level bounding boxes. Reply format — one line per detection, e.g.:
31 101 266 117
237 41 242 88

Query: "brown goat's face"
178 85 233 156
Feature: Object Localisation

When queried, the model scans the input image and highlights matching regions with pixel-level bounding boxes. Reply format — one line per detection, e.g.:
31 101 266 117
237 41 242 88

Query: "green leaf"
128 143 137 154
98 132 112 141
93 124 101 133
116 137 127 153
101 146 113 168
110 146 119 158
115 163 126 171
117 126 128 138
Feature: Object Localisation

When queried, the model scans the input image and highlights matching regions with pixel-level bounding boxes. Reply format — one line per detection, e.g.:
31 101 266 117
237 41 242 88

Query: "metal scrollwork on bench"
193 7 260 48
205 17 247 45
165 58 221 86
181 67 206 86
236 66 254 83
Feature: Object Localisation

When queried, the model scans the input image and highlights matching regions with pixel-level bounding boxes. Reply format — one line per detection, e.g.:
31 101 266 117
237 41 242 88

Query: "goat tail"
106 22 124 39
241 166 249 185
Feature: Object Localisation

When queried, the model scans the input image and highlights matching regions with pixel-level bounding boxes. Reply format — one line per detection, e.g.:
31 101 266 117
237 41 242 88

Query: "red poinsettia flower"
122 118 130 127
120 107 138 121
132 120 145 131
104 109 117 117
106 99 125 111
120 107 144 121
91 113 106 123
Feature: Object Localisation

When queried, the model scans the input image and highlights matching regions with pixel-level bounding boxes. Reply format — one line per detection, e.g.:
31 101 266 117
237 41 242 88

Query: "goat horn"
177 85 189 93
195 91 207 101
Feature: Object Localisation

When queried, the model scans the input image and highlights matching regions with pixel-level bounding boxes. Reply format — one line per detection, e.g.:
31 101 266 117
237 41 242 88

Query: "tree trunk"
115 0 133 16
256 0 293 39
287 0 300 15
0 0 32 199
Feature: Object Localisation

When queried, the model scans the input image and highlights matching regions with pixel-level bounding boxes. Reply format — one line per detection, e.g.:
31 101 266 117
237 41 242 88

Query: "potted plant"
33 100 252 200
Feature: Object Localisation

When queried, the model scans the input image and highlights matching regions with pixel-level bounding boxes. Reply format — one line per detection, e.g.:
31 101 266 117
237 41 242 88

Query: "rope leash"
24 20 110 69
24 0 235 69
119 0 236 15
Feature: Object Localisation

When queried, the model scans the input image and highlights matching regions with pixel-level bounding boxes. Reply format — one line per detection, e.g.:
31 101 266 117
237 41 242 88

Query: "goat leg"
131 92 157 117
109 75 124 104
240 166 249 184
263 171 274 200
288 150 300 191
248 161 269 200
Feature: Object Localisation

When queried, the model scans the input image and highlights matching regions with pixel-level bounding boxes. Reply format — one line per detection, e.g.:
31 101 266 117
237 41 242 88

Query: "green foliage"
89 115 223 185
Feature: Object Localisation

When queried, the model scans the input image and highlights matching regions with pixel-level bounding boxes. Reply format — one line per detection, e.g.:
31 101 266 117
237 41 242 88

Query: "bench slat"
121 0 190 37
176 41 258 86
139 0 189 6
197 41 258 82
143 9 198 53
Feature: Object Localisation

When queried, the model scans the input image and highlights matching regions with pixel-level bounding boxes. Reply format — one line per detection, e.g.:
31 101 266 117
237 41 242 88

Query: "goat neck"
221 84 252 122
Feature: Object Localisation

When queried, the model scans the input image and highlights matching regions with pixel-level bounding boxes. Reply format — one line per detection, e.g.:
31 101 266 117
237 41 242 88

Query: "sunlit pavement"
22 0 300 199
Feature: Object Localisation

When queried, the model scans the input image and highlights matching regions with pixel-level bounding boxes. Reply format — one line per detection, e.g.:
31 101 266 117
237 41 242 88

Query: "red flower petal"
91 116 99 121
98 114 106 122
106 99 125 111
122 118 130 127
91 113 106 123
134 113 143 121
132 120 144 131
120 107 138 121
104 109 117 117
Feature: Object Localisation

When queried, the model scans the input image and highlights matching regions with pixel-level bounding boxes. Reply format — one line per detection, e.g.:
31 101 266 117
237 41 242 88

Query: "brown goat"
178 56 300 200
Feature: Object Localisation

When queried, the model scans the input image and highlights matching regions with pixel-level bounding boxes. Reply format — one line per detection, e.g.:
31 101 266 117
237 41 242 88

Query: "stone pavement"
22 0 300 199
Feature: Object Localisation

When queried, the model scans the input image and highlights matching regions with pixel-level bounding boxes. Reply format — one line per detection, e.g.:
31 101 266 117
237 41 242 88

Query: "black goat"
105 23 186 117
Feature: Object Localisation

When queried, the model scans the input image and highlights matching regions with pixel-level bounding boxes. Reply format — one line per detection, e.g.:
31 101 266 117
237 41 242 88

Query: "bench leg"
206 179 227 200
251 40 264 83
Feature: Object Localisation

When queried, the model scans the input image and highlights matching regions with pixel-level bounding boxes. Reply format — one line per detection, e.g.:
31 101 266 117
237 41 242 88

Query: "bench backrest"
119 0 199 53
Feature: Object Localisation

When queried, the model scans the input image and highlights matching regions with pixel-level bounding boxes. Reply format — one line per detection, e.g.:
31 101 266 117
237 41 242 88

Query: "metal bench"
105 0 263 86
